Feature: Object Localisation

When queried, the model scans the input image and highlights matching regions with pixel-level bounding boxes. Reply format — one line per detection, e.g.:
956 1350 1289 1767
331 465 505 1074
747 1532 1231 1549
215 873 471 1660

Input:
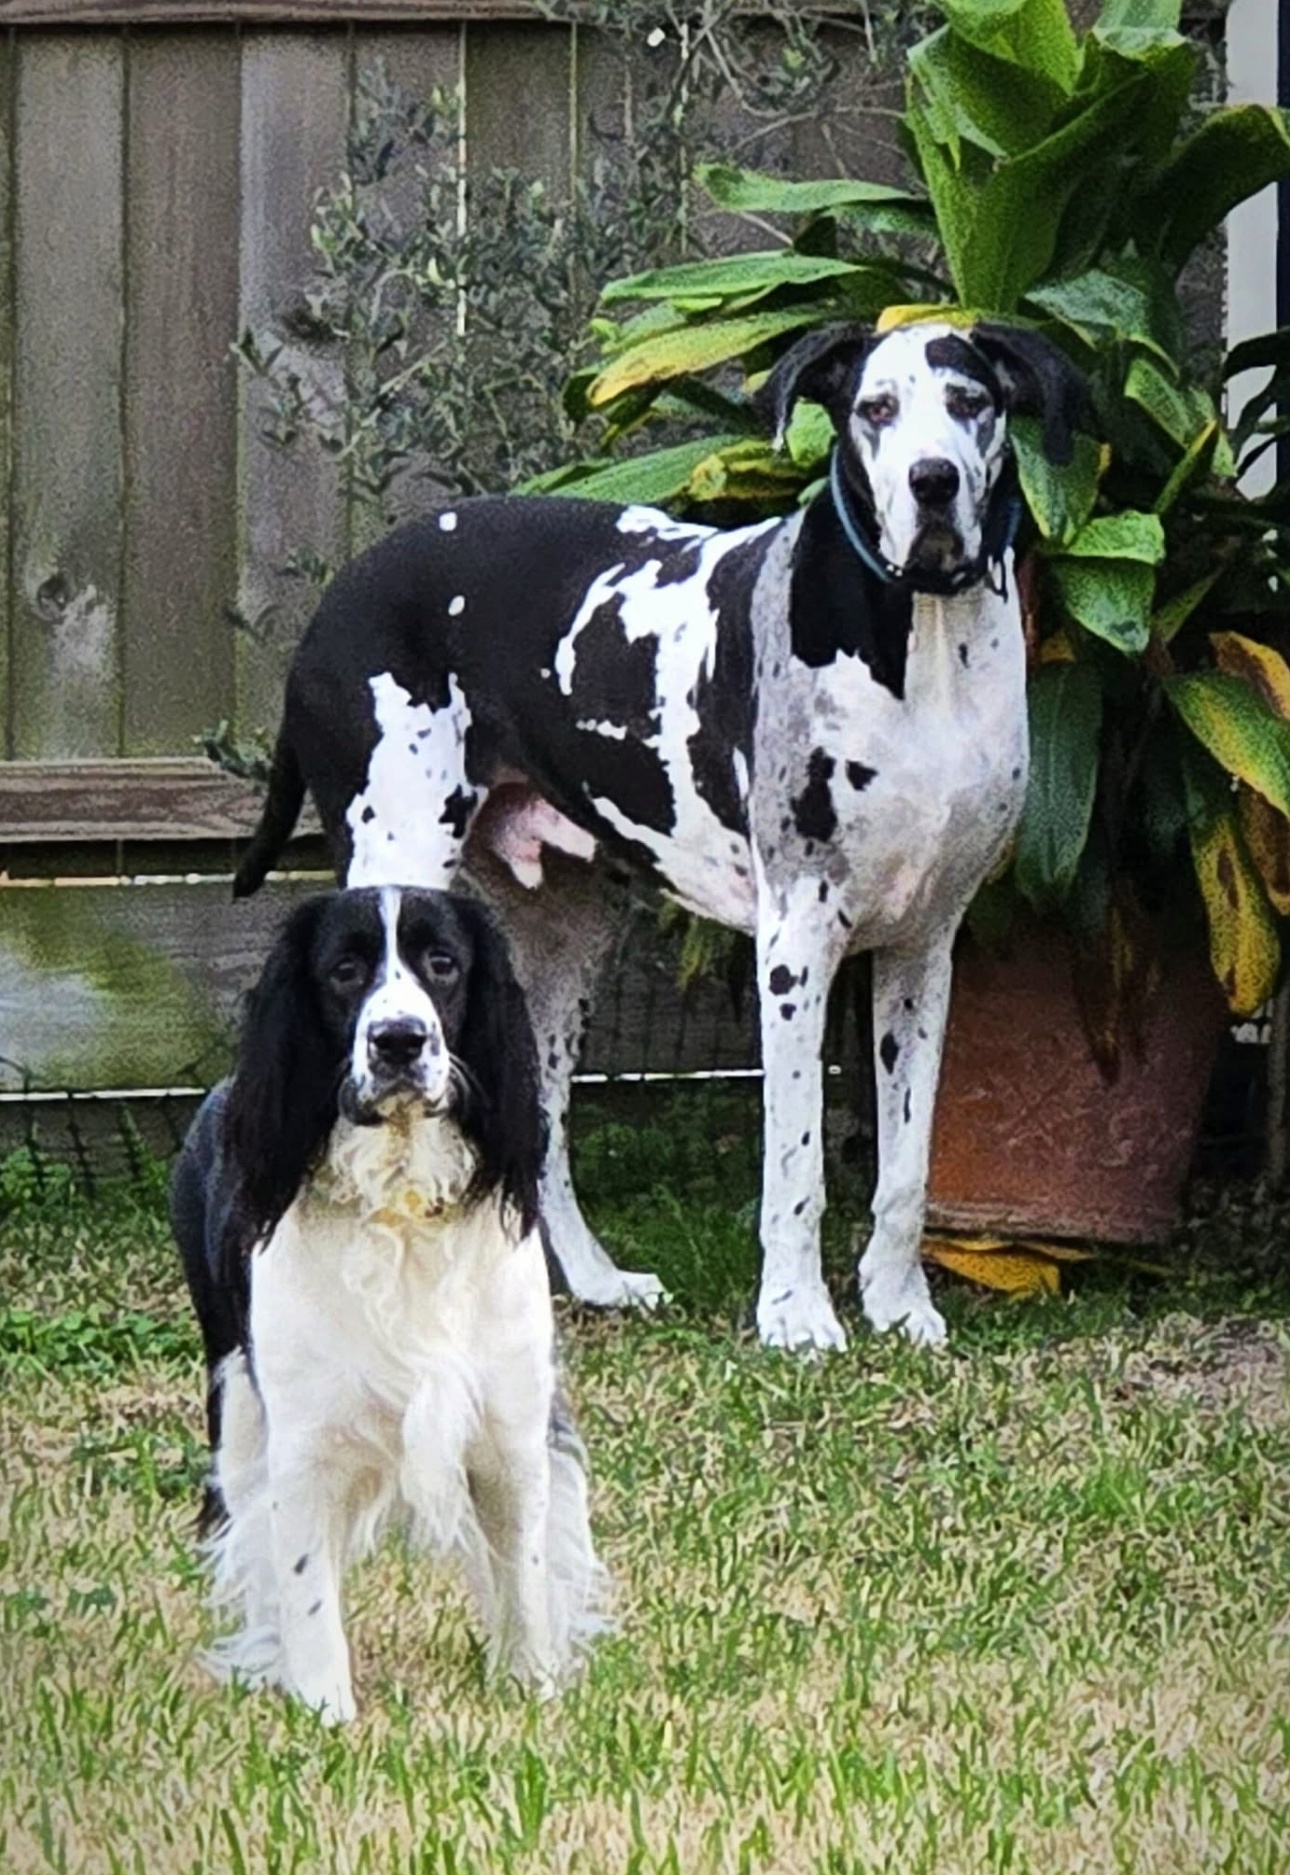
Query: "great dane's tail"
233 729 307 899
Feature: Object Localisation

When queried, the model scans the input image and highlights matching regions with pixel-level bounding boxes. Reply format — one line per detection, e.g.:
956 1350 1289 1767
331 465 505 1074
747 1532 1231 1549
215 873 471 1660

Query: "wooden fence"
0 3 907 1116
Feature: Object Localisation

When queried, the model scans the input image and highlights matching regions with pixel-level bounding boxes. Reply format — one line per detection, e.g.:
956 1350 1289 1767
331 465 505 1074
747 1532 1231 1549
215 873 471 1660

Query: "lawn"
2 1099 1289 1874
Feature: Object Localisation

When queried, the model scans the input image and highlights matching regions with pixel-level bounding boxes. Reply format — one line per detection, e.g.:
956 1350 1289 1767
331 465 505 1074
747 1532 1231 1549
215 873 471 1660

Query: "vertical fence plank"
465 19 572 190
11 33 123 759
237 31 349 739
123 31 240 756
350 23 460 548
0 36 14 759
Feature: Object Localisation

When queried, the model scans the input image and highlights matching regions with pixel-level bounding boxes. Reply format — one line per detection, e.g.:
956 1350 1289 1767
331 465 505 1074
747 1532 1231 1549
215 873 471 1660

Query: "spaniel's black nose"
909 457 960 507
368 1019 428 1069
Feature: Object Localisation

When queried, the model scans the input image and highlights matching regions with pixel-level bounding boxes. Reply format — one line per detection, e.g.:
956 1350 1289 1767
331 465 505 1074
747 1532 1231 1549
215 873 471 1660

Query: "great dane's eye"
860 394 898 427
423 951 460 984
330 954 370 993
947 385 990 420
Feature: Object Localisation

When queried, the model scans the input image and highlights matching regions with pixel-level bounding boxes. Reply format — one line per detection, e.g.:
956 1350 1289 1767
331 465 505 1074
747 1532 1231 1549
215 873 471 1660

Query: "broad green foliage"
541 0 1290 1030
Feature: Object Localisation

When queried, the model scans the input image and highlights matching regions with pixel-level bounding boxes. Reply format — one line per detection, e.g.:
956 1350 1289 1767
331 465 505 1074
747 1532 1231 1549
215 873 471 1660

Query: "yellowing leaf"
923 1240 1062 1295
588 308 817 406
1039 629 1075 663
1211 632 1290 722
1239 786 1290 917
1183 749 1280 1015
876 302 968 332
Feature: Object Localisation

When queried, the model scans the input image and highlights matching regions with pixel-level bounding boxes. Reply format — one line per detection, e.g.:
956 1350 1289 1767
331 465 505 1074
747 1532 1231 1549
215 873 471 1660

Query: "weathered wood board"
122 33 241 756
11 34 124 759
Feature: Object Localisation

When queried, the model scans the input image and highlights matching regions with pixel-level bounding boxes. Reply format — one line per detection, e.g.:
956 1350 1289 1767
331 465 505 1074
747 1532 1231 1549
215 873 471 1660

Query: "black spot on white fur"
879 1032 900 1074
791 750 837 843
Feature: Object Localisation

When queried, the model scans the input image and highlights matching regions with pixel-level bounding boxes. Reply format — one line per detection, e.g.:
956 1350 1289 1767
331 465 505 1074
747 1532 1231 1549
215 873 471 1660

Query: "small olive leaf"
1181 742 1280 1016
600 252 870 306
1011 418 1101 543
1015 661 1103 910
1167 670 1290 819
1049 557 1155 654
1059 511 1166 562
588 309 821 406
537 434 745 506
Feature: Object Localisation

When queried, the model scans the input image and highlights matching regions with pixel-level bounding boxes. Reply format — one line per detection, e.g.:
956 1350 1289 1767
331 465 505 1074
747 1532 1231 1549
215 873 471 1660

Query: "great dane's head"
762 318 1088 593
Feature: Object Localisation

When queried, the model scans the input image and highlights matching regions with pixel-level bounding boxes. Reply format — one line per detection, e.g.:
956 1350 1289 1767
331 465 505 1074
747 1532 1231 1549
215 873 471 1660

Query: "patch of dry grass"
2 1177 1289 1874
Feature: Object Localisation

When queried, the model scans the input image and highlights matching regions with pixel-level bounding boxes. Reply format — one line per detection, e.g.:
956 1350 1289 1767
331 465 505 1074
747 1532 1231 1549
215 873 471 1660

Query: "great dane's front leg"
755 908 848 1353
860 926 958 1346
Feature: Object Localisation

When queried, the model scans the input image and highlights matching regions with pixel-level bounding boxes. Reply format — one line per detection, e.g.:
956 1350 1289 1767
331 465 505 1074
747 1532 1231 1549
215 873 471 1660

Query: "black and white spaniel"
171 886 606 1723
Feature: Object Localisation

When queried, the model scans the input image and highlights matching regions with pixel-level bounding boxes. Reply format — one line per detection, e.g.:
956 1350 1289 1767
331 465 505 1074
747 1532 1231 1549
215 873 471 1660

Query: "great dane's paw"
572 1266 669 1311
294 1679 358 1727
859 1265 947 1347
757 1282 848 1354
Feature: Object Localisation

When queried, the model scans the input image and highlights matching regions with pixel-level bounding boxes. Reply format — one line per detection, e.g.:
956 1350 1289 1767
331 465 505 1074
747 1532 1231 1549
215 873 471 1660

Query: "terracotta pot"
927 926 1228 1243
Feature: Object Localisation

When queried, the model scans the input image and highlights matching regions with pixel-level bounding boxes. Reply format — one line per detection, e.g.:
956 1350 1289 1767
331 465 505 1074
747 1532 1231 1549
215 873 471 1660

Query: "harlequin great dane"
233 318 1085 1353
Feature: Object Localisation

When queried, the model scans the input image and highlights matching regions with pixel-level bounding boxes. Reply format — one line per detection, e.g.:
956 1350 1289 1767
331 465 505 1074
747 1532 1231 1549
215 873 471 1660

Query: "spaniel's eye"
947 385 989 420
860 394 898 427
423 951 460 984
330 954 369 992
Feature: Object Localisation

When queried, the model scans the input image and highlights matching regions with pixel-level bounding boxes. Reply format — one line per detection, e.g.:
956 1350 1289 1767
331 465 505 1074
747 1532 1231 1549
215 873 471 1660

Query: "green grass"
2 1109 1290 1874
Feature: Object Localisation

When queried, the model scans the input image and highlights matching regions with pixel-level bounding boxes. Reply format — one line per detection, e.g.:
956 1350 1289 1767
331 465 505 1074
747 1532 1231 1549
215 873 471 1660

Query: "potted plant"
530 0 1290 1243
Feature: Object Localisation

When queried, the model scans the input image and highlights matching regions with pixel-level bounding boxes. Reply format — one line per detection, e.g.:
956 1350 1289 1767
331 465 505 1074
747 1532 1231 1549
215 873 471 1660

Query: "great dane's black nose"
368 1019 428 1069
909 458 960 507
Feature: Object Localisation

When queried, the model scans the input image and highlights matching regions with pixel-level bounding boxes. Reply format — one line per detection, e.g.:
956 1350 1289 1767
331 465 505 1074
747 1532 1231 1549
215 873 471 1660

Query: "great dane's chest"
754 584 1028 946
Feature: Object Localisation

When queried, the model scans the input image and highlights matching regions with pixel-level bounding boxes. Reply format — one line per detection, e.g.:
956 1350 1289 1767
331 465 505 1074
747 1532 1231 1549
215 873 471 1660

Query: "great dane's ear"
971 324 1089 466
757 322 875 449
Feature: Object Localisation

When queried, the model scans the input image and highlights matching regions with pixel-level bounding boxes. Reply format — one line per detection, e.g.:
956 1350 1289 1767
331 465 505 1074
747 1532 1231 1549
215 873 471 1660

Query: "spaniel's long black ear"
222 893 341 1262
453 899 545 1237
756 321 875 448
972 324 1089 466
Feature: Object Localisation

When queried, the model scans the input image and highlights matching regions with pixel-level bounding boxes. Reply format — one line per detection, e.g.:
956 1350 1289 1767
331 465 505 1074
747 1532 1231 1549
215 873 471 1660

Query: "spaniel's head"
222 887 543 1257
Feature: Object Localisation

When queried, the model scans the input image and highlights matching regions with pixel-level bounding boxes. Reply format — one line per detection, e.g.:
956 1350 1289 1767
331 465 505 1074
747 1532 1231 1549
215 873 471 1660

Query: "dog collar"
829 449 900 585
828 449 1023 596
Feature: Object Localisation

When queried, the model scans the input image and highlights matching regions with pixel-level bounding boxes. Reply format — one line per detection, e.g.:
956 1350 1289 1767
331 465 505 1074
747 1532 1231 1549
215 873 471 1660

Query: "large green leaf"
1025 264 1174 365
1097 0 1180 27
1124 357 1217 451
909 26 1064 160
1135 106 1290 271
1015 661 1103 909
905 104 984 307
926 76 1149 312
1011 417 1100 543
784 400 832 470
588 308 820 406
1167 671 1290 821
1224 328 1290 380
535 433 746 507
1060 511 1165 564
937 0 1080 93
1050 557 1155 654
696 165 935 237
601 251 872 306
